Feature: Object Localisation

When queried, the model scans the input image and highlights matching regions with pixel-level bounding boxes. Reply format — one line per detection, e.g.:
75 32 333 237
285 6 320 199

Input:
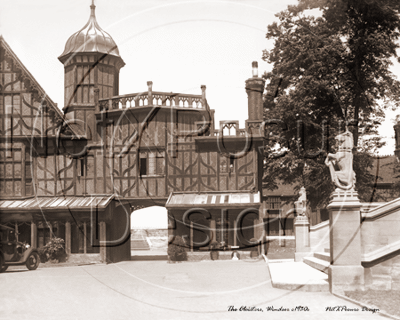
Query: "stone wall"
363 250 400 290
309 220 329 253
360 200 400 290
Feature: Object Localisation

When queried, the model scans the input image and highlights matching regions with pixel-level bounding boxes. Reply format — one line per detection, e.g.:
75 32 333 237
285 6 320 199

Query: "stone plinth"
294 215 311 261
328 189 364 294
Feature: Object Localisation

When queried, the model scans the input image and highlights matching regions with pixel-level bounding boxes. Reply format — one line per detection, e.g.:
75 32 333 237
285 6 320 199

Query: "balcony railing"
97 88 207 112
200 120 261 137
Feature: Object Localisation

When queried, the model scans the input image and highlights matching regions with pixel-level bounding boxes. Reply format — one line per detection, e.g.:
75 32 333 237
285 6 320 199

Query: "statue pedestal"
328 190 364 294
294 215 311 262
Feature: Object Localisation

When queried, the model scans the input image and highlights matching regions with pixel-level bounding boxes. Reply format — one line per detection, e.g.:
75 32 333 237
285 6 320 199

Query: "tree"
262 0 400 210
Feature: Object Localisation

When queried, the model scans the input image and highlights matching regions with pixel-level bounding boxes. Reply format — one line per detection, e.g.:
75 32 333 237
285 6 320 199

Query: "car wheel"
0 265 8 273
26 252 40 270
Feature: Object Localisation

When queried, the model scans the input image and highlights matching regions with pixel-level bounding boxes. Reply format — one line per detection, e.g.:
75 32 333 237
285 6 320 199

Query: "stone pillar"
328 190 364 294
210 219 216 243
201 85 206 108
65 221 71 256
294 216 311 261
31 222 37 248
147 81 153 105
99 221 107 263
294 187 311 261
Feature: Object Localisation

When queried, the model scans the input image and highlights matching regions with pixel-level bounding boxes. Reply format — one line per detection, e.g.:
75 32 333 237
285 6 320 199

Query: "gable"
0 36 79 139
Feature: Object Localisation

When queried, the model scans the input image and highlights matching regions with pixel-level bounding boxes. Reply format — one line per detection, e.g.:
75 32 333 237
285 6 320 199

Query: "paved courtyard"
0 260 387 320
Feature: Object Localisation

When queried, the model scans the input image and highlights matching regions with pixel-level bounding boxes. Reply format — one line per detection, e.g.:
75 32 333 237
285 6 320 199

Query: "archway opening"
130 206 168 253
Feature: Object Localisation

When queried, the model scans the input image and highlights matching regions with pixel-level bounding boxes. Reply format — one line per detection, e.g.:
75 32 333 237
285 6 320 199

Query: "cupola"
58 1 124 65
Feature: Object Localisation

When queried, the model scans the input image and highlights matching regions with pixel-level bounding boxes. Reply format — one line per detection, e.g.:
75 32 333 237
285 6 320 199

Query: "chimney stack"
245 61 265 121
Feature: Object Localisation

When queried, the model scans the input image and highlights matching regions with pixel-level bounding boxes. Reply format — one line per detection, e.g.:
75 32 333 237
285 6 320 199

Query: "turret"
58 1 125 137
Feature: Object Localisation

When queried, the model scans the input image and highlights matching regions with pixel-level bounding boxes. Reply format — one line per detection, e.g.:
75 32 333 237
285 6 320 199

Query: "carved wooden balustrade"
97 91 205 112
196 120 255 137
245 120 263 136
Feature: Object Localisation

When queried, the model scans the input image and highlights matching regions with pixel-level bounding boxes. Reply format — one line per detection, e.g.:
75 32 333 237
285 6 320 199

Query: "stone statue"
295 186 307 216
325 129 356 191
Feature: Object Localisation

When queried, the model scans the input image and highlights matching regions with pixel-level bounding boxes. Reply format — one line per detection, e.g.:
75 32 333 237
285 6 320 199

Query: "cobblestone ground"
0 261 387 320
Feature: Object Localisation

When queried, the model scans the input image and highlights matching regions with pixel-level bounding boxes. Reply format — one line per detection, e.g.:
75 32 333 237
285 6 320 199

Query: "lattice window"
267 196 281 209
0 148 23 196
139 151 165 176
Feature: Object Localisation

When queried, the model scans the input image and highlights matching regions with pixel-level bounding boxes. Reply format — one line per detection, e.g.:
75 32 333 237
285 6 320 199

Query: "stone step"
268 261 329 292
324 248 330 253
303 256 330 274
131 239 150 250
314 252 330 262
131 254 167 261
67 254 101 264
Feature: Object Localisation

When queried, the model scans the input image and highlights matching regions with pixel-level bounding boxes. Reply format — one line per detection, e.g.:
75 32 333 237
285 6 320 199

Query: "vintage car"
0 224 40 272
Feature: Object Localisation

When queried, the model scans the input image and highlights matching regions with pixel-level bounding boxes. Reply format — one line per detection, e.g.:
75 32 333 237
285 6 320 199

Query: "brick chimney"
245 61 265 121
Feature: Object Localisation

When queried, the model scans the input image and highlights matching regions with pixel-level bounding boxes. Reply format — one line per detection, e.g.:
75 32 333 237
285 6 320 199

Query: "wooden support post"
99 221 107 263
31 222 37 248
190 221 193 252
83 222 87 254
234 219 237 247
210 219 216 243
65 222 71 255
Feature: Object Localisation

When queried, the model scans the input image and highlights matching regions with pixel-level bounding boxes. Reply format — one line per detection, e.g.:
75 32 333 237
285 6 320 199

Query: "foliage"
209 240 220 250
38 238 67 263
167 236 188 262
37 247 48 263
262 0 400 209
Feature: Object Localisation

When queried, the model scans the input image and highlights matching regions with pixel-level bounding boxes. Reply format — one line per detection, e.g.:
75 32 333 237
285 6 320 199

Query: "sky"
0 0 398 158
131 206 167 229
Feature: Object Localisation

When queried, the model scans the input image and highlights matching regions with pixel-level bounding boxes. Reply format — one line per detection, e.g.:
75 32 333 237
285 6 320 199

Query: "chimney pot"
252 61 258 77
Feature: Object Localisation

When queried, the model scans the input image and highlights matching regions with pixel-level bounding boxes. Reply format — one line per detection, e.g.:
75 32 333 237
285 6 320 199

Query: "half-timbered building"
0 3 272 262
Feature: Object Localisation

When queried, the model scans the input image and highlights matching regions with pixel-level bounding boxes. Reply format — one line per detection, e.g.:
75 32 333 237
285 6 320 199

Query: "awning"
0 195 114 211
166 191 260 209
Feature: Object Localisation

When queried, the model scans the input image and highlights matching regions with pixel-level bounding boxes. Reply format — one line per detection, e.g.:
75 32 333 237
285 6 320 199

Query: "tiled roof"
263 182 296 197
166 191 260 208
0 196 114 210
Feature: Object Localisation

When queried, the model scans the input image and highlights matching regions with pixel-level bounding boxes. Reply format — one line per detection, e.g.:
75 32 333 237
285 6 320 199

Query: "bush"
38 247 48 263
39 238 67 263
167 236 187 262
209 241 220 260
